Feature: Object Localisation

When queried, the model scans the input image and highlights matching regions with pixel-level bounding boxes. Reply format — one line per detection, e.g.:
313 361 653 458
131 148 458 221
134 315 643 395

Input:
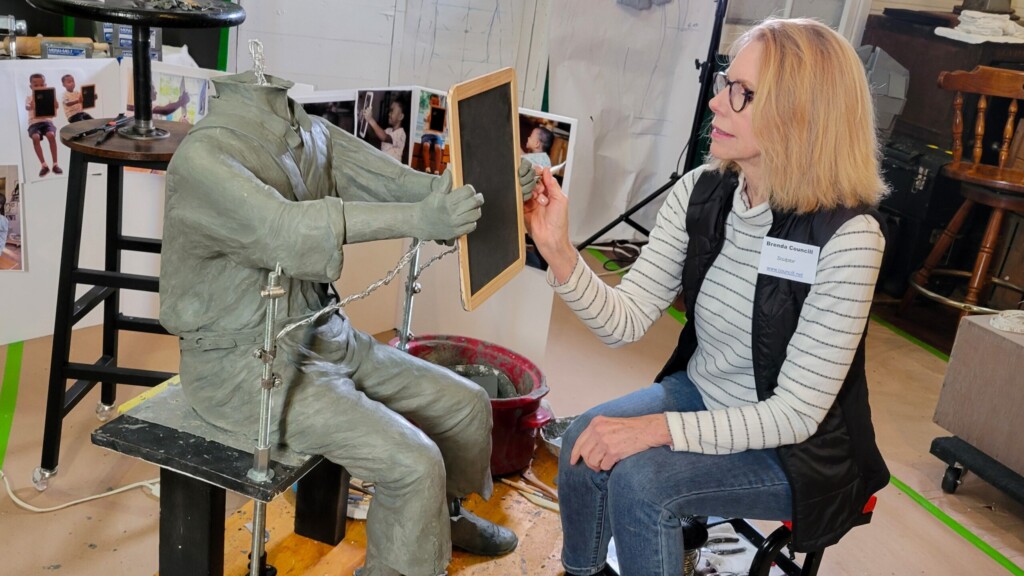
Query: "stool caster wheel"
942 465 964 494
32 467 57 492
96 401 117 422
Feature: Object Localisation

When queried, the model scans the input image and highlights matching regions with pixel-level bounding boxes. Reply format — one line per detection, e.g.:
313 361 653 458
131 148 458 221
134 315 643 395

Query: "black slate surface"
93 414 323 502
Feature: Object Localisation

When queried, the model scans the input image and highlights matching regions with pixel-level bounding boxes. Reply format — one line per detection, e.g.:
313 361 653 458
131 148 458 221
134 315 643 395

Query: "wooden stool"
902 66 1024 321
35 119 190 491
92 380 349 576
27 0 245 491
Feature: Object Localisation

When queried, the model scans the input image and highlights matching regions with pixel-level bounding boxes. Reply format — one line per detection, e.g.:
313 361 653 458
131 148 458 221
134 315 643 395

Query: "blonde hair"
712 18 888 212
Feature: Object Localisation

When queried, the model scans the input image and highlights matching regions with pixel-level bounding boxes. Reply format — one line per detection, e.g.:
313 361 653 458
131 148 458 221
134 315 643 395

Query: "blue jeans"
558 371 792 576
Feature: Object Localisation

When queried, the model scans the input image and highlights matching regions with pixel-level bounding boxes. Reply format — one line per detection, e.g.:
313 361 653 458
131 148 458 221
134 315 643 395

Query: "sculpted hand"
519 157 539 201
414 170 483 241
569 414 672 472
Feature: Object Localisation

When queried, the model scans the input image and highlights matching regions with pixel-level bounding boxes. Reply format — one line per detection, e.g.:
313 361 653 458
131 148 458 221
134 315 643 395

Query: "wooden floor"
1 253 1023 575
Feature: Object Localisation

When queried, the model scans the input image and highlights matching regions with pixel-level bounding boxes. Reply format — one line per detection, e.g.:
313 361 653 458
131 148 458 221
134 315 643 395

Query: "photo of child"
522 125 554 169
412 90 448 175
25 73 62 178
11 61 119 185
519 110 576 191
0 165 23 272
61 73 95 123
357 89 412 165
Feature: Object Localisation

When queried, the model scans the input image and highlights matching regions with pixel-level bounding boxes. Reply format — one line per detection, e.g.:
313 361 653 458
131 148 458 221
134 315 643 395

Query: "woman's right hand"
525 168 577 283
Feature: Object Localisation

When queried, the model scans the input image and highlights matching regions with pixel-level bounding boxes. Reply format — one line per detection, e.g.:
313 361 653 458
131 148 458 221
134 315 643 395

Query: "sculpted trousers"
179 313 493 576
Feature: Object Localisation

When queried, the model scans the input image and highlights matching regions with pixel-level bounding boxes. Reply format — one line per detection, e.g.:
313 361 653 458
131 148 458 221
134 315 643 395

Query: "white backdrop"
548 0 717 244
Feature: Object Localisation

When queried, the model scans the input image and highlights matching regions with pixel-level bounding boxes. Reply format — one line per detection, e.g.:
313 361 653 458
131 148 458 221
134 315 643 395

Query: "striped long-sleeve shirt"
550 166 885 454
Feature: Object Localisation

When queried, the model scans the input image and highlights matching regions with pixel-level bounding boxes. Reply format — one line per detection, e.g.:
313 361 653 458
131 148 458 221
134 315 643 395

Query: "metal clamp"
1 15 27 59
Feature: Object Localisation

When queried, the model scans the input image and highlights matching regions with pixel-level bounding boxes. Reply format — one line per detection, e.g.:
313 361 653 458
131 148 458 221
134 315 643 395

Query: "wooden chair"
902 66 1024 320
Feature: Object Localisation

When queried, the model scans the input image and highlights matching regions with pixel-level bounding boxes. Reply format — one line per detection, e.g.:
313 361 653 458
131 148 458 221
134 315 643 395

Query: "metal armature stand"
398 241 424 350
247 265 285 576
574 0 729 251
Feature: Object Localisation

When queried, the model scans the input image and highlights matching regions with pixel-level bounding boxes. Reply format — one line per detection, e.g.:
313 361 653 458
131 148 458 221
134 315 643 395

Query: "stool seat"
944 162 1024 196
61 118 189 163
719 494 878 576
92 380 350 576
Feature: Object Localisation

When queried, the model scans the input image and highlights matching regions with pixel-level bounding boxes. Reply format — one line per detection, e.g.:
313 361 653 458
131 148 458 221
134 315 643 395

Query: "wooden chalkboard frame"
448 68 524 311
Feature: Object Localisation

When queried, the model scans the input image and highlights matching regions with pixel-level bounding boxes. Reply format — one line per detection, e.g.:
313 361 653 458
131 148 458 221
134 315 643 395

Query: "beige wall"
871 0 1024 14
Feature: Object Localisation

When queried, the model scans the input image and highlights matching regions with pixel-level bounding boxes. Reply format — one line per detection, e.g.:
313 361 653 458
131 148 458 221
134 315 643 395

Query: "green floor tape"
890 475 1023 574
870 313 950 362
0 341 24 471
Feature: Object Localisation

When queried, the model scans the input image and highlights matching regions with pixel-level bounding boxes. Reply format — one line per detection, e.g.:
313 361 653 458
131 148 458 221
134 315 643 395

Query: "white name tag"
758 237 819 284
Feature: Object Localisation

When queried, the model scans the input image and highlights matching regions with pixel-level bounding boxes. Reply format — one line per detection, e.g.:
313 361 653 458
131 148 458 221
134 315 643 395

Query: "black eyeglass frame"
713 71 755 113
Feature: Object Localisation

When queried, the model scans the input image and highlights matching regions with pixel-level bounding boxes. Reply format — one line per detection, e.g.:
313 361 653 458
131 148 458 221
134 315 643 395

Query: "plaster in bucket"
393 334 551 476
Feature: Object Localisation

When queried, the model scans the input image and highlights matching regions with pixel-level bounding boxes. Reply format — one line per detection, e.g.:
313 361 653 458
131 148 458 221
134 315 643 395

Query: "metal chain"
248 39 268 86
276 240 458 340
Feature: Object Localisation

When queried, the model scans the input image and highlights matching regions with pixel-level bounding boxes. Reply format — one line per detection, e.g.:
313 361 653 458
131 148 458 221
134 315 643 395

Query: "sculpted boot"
448 498 519 556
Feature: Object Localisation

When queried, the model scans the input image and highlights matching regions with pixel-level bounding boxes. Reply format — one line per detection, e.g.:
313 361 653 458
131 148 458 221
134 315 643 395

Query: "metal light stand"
247 264 285 576
398 241 423 350
574 0 729 250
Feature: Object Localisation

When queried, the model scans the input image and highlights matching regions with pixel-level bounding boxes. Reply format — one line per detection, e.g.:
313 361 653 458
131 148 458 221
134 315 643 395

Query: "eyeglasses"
713 71 755 113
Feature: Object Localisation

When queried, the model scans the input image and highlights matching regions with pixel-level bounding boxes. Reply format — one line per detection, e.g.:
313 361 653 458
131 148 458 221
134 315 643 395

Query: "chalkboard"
429 106 446 132
448 68 524 311
81 84 97 109
33 87 57 119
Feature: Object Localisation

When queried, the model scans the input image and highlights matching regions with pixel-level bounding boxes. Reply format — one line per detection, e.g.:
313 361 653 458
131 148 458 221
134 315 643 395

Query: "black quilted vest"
656 170 890 551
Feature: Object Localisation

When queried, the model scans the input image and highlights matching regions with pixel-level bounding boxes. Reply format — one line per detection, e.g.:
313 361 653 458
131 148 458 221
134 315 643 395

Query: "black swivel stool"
26 0 245 490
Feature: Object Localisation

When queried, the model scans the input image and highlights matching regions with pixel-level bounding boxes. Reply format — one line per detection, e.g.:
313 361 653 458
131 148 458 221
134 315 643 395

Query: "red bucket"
392 334 551 476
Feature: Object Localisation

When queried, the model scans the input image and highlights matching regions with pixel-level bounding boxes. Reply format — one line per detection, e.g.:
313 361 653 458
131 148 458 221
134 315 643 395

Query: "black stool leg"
160 467 226 576
99 165 124 411
800 549 824 576
38 151 90 481
295 459 350 545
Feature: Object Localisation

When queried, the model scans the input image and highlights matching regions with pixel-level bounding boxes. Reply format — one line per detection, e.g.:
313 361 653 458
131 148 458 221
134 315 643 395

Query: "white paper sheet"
548 0 716 244
393 0 548 107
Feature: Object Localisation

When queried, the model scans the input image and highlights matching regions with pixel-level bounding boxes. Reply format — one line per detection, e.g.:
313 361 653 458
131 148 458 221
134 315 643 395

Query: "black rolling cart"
930 315 1024 506
24 0 245 491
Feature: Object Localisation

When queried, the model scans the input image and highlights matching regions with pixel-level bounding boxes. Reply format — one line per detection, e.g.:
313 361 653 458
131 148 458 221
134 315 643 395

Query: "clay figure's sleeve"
324 120 437 203
166 135 347 283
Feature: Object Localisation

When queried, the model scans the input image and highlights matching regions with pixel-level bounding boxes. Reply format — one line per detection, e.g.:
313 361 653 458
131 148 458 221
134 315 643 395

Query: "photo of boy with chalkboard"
24 73 62 178
357 89 412 165
61 74 96 123
414 90 449 175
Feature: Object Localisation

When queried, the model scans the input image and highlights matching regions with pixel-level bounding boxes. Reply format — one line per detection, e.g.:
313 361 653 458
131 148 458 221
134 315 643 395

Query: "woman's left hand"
570 414 672 472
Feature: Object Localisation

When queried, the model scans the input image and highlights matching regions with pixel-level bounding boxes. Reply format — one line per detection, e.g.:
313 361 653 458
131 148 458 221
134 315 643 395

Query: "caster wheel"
32 467 56 492
95 402 117 422
942 465 964 494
